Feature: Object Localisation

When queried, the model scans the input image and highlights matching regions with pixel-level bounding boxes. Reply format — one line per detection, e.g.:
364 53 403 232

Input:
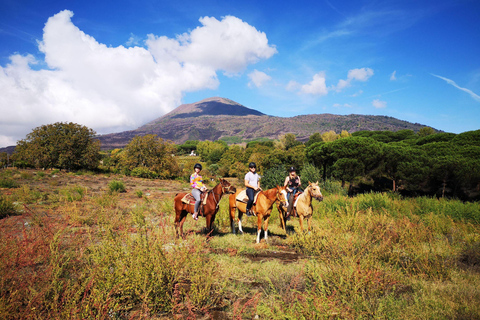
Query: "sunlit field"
1 168 479 319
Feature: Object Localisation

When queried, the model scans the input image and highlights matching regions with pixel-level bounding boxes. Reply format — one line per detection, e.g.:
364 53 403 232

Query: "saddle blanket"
181 192 208 205
235 190 260 203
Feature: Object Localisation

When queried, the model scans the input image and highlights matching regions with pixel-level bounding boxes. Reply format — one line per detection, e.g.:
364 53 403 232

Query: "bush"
131 166 158 179
108 180 126 193
300 163 322 184
0 179 19 189
261 165 286 189
0 196 18 218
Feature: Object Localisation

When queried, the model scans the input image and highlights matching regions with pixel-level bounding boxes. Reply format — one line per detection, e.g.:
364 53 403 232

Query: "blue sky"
1 0 479 147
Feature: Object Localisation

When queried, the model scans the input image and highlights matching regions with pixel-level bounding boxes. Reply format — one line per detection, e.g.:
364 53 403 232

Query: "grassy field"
1 168 479 319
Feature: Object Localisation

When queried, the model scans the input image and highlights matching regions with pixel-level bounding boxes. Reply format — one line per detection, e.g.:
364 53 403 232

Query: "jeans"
192 188 201 213
287 188 299 214
246 187 255 211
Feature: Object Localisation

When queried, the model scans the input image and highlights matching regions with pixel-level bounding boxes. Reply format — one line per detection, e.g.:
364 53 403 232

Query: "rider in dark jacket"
284 166 302 218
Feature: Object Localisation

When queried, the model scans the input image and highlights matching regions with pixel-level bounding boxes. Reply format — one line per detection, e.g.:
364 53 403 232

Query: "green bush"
108 180 126 193
300 163 322 184
0 179 19 189
0 196 18 218
261 165 286 189
130 166 158 179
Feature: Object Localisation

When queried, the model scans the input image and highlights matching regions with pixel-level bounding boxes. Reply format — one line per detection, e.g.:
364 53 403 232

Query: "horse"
174 178 236 239
278 181 324 232
229 186 288 243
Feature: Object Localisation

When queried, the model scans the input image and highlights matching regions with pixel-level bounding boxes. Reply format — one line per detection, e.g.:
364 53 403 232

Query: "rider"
284 166 302 218
190 163 206 221
244 162 260 216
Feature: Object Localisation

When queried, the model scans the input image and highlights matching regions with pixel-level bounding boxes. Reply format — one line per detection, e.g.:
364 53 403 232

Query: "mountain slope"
96 97 432 150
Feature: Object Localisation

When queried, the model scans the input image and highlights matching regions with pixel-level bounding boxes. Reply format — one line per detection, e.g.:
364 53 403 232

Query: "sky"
1 0 480 148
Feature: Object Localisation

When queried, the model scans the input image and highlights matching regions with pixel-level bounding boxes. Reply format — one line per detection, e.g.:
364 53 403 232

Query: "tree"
332 158 364 188
418 127 436 137
280 133 303 150
321 130 338 142
15 122 100 170
196 140 228 164
119 134 179 178
305 132 322 147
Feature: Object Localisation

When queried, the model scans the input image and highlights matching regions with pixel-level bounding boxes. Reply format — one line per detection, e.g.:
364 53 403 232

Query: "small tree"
15 122 101 170
119 135 179 178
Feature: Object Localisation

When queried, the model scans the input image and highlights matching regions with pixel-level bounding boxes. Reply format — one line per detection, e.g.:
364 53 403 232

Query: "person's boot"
192 212 198 220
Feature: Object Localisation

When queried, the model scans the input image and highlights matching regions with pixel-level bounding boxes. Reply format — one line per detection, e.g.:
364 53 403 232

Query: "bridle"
209 179 235 209
307 185 323 201
276 188 287 206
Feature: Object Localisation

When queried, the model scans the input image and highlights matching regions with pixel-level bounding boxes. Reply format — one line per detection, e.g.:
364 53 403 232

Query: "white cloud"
390 70 397 81
431 74 480 103
0 10 277 147
372 99 387 108
334 67 374 92
301 72 328 95
333 103 352 108
248 69 271 88
286 80 300 91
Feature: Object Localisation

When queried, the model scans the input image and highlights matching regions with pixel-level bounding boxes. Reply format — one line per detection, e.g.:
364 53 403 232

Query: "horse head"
276 185 288 208
220 178 236 194
308 181 324 201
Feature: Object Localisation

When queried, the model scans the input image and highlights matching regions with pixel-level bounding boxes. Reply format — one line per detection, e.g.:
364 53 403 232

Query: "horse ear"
315 181 319 185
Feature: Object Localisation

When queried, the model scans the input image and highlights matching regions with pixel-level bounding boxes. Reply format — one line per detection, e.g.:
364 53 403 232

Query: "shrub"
0 196 18 218
108 180 126 193
300 163 322 184
261 165 286 189
0 179 19 189
130 166 158 179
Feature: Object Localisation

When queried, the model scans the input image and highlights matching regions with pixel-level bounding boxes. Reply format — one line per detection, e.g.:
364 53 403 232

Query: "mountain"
96 97 432 150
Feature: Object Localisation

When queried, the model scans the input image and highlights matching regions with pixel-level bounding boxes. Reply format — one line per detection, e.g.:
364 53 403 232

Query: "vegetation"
0 168 479 319
6 123 480 201
14 122 101 171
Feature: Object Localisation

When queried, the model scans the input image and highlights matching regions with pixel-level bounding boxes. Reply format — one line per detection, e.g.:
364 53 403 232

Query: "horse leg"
278 206 286 231
206 214 213 235
298 215 305 233
256 215 262 243
264 216 270 242
238 212 244 234
307 216 312 231
229 205 236 234
178 213 187 239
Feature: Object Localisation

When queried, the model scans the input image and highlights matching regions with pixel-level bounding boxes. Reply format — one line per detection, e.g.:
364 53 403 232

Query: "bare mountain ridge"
96 97 431 150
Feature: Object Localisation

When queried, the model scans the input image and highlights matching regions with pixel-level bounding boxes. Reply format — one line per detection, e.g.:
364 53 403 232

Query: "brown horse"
278 181 324 232
174 178 236 238
229 186 288 243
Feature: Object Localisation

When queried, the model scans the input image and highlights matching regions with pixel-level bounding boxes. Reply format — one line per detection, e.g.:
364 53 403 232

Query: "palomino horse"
229 186 288 243
174 178 236 238
278 181 324 232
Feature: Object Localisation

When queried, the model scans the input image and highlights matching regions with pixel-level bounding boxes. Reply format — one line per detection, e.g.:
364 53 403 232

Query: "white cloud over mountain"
0 10 277 146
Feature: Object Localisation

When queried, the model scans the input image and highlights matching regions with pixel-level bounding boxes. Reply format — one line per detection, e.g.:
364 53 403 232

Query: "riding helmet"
288 166 296 172
249 162 256 168
194 163 202 170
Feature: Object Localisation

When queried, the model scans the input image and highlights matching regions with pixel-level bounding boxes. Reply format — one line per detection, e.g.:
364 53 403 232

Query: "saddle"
235 189 261 204
181 191 208 206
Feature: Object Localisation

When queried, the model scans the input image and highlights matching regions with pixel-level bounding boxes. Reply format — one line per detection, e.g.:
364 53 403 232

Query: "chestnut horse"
229 186 288 243
278 181 324 232
174 178 236 238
